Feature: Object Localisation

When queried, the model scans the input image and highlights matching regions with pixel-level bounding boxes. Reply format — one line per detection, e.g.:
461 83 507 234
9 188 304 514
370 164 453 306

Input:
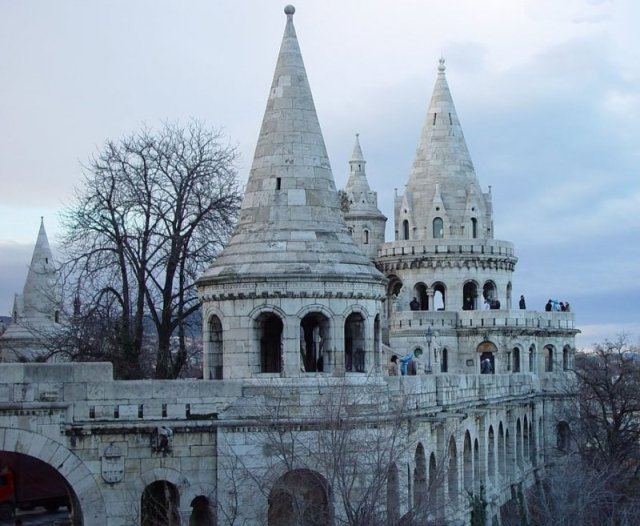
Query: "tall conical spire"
199 6 382 282
402 59 492 239
22 217 57 319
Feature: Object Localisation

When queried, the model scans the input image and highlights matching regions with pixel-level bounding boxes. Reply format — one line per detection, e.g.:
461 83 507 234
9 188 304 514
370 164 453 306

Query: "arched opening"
506 282 512 309
473 438 480 488
428 453 441 519
488 426 496 483
0 452 75 521
477 341 497 374
403 220 410 240
483 281 498 309
506 429 515 479
471 218 478 239
432 217 444 239
268 469 331 526
414 443 427 512
447 437 458 503
537 417 544 465
563 344 571 370
529 344 536 373
207 315 223 379
440 348 448 373
523 416 530 462
257 312 283 373
512 347 521 373
141 480 180 526
463 432 472 493
387 276 403 318
190 495 215 526
300 312 330 373
557 421 571 451
516 419 523 469
345 312 366 372
529 419 535 465
374 314 381 371
432 282 446 311
498 423 506 479
414 283 428 310
387 463 399 525
363 229 369 244
544 345 554 372
462 281 478 310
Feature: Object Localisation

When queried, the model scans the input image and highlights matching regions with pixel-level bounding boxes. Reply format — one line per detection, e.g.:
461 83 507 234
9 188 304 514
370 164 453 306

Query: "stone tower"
197 5 386 380
342 134 387 260
0 218 62 361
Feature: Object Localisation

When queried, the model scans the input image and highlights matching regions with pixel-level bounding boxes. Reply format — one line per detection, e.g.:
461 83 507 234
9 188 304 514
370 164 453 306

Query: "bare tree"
217 379 455 526
521 336 640 526
59 121 241 378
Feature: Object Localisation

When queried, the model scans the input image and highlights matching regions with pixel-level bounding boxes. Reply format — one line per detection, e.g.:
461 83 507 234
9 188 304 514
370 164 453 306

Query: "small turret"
343 134 387 259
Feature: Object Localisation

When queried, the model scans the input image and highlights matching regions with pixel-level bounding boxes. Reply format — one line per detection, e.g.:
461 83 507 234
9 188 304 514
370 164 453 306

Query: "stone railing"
0 363 557 428
389 310 576 331
378 239 515 259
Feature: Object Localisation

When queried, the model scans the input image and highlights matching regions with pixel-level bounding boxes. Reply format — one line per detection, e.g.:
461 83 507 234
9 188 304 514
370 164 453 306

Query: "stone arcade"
0 6 577 525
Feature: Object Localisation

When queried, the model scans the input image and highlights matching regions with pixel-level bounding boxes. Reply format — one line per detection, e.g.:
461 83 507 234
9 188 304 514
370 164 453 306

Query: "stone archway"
0 428 105 525
268 469 332 526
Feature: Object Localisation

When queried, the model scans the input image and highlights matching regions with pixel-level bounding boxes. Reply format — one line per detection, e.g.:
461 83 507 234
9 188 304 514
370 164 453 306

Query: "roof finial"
438 57 446 74
284 4 295 17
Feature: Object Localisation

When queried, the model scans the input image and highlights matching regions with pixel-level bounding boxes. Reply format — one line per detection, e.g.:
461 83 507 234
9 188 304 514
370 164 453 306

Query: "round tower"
197 6 386 380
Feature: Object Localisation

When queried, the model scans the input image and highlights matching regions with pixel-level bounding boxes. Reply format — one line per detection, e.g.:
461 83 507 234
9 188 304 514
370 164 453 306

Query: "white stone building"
0 6 577 526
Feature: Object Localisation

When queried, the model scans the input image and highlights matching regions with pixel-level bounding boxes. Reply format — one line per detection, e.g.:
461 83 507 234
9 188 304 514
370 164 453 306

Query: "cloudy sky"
1 0 638 349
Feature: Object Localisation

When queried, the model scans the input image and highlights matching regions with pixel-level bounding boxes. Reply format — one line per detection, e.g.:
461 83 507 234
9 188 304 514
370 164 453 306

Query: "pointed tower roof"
404 59 490 239
344 134 385 216
199 6 382 284
22 217 58 318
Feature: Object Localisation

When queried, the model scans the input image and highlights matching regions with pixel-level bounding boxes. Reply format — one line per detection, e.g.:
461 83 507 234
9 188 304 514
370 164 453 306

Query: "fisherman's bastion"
0 6 578 525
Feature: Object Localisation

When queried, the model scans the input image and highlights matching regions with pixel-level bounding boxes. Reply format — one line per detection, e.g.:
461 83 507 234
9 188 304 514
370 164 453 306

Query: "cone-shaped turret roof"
200 6 382 283
405 59 491 239
22 217 57 318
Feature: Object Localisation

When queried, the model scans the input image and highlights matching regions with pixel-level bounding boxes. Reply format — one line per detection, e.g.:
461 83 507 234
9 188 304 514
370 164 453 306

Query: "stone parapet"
378 239 515 259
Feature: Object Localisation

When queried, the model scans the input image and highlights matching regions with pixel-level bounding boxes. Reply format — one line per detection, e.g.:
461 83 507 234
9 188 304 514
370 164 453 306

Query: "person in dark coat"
545 300 552 312
519 295 526 309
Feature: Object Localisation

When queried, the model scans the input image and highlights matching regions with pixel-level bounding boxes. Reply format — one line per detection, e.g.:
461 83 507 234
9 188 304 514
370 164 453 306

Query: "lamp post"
425 326 433 373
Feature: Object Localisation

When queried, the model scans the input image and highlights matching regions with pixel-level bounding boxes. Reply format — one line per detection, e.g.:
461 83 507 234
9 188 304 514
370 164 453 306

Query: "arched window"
363 229 369 244
498 423 506 478
414 282 428 310
512 347 520 373
463 281 478 310
529 344 536 372
345 312 366 372
189 495 214 525
477 341 497 374
257 313 283 373
563 345 571 370
300 313 331 373
433 282 446 311
268 469 331 526
471 218 478 238
483 281 498 308
208 315 223 379
433 217 444 239
403 220 410 240
141 481 180 526
440 348 448 373
545 345 554 372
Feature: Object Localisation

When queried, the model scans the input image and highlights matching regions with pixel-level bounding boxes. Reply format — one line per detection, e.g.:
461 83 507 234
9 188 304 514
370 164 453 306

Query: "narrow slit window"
433 113 437 125
449 113 452 125
276 177 281 190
